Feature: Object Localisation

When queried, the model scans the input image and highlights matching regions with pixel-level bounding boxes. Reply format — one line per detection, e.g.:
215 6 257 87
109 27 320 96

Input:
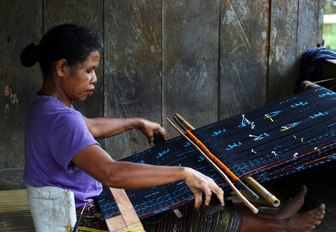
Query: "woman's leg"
240 204 325 232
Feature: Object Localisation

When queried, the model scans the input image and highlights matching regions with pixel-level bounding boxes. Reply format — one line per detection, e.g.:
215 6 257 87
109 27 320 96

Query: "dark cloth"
296 47 336 92
76 200 242 232
194 207 242 232
143 205 242 232
76 200 108 231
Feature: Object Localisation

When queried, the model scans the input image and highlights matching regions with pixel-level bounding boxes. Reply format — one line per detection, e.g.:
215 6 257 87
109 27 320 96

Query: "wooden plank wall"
0 0 323 189
0 0 42 189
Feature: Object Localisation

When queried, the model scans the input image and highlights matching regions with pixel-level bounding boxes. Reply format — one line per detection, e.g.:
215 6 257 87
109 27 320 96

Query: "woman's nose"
91 71 97 84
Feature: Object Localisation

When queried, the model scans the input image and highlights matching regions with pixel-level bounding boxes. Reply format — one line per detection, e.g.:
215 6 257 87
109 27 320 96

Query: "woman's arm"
84 117 167 145
72 144 224 208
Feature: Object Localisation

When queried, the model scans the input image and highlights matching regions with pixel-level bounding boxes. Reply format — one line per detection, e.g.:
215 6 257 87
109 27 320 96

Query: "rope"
66 225 107 232
66 225 144 232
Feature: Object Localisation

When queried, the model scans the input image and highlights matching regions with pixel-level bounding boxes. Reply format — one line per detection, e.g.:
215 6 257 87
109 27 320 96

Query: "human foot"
286 203 326 232
275 185 307 219
260 185 307 220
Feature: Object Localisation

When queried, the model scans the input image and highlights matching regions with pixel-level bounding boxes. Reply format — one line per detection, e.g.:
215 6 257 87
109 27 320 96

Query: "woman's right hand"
183 167 224 208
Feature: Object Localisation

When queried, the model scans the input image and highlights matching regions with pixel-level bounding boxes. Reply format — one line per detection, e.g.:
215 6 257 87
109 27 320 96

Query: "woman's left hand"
136 118 168 146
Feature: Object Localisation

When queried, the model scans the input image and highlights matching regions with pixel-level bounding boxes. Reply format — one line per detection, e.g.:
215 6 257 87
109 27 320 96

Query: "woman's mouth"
86 89 94 96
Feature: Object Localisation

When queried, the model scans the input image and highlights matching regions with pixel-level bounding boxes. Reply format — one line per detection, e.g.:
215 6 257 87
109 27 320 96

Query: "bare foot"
261 185 307 220
286 203 326 232
239 203 325 232
275 185 307 219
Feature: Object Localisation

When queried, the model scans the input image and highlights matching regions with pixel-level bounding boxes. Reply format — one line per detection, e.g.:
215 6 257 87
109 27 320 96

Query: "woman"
21 24 223 231
21 24 325 232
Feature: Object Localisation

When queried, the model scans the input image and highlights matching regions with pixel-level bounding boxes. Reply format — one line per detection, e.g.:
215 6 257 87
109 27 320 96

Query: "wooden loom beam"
166 117 259 214
106 188 144 232
172 113 280 208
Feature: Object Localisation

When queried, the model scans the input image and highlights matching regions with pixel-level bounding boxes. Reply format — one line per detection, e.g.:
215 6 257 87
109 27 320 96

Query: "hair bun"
20 43 39 67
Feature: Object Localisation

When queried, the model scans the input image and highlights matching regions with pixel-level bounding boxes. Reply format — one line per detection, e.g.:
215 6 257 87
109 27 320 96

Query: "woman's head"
20 24 103 77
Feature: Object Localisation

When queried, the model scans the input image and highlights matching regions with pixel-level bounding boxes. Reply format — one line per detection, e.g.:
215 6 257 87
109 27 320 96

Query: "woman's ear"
55 59 68 77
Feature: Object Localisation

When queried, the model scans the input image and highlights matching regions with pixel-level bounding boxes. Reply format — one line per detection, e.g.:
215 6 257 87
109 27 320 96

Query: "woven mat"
0 189 35 232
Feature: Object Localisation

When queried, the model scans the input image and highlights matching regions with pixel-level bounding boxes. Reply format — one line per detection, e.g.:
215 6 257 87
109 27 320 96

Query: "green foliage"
324 0 336 14
323 24 336 49
324 0 336 49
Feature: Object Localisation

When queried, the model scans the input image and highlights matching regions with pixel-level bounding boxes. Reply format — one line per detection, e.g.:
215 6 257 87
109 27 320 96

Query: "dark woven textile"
296 47 336 91
97 87 336 220
76 201 108 230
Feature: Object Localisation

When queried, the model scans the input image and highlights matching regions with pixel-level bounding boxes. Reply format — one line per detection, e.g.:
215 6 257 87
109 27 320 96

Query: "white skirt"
26 185 77 232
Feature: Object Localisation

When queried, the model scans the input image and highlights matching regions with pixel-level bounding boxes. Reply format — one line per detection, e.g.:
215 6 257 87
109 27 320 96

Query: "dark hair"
20 24 103 76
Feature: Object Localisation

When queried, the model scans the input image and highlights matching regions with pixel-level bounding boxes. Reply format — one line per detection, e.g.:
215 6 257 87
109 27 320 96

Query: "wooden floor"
0 161 335 232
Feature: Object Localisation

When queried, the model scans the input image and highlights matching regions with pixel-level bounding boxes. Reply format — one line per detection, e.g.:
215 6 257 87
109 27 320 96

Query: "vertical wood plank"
220 0 269 119
268 0 299 101
44 0 104 118
294 0 324 91
0 0 42 189
104 1 162 159
163 0 220 135
316 1 324 46
297 0 322 53
0 1 326 189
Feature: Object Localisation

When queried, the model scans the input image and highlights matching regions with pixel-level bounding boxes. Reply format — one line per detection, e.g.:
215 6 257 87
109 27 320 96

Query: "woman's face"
61 51 100 103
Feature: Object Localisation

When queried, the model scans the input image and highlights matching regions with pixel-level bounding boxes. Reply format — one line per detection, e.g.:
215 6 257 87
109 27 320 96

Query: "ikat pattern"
96 87 336 220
